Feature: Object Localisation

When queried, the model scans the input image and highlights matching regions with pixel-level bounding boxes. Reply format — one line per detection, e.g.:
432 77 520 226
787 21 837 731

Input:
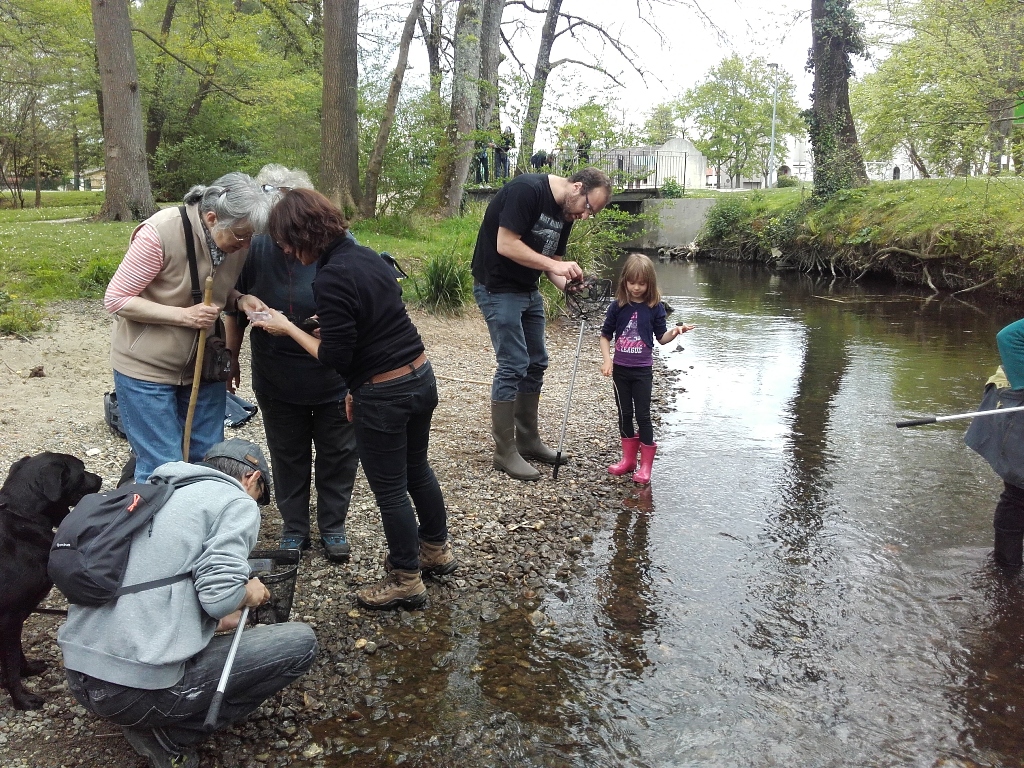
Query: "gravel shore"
0 300 671 768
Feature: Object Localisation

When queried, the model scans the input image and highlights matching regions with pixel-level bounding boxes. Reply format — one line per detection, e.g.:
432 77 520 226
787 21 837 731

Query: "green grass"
696 178 1024 292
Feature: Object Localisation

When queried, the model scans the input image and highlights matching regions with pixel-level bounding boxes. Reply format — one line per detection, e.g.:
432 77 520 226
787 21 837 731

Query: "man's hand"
241 577 270 609
549 260 583 283
227 350 240 394
345 392 354 422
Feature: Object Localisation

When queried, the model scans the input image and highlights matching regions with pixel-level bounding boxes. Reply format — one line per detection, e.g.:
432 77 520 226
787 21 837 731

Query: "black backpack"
49 477 198 607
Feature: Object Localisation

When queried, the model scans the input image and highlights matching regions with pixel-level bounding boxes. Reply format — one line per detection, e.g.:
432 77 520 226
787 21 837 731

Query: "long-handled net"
553 277 612 479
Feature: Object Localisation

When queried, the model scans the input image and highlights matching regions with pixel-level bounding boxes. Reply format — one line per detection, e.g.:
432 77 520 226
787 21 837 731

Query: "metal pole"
682 152 687 195
896 404 1024 428
203 605 249 731
553 318 587 480
767 63 779 187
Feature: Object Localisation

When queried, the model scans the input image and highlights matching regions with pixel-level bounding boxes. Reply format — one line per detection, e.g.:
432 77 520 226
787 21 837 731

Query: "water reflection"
597 490 658 676
956 571 1024 760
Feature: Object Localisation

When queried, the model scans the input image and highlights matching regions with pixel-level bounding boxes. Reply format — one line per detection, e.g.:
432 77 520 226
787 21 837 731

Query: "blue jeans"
114 370 226 482
351 360 447 571
473 284 548 402
66 622 317 749
255 393 358 539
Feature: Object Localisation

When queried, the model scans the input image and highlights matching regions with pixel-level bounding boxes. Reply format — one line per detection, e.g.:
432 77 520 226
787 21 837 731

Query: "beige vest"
109 205 248 385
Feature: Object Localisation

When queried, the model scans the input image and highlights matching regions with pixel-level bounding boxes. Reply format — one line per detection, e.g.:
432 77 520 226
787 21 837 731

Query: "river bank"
0 300 672 768
694 178 1024 299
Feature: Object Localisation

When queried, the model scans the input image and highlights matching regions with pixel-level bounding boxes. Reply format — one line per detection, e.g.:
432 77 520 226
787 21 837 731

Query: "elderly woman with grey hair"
105 171 273 482
224 164 360 562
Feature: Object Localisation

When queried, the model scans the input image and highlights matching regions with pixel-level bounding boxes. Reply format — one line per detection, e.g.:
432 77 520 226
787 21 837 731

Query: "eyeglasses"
261 184 293 193
584 192 593 214
225 228 253 245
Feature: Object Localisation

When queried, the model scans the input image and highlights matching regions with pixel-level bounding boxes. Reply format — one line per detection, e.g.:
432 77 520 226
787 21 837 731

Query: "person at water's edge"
470 167 612 481
986 318 1024 568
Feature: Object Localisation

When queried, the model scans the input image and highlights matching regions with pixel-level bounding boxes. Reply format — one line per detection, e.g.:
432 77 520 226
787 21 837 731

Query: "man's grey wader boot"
492 400 541 481
514 392 569 465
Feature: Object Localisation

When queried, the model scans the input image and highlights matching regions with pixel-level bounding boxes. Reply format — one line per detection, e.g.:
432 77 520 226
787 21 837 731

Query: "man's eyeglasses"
584 192 593 214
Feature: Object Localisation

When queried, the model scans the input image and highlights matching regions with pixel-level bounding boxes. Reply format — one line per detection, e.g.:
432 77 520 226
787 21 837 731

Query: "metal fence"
465 146 690 191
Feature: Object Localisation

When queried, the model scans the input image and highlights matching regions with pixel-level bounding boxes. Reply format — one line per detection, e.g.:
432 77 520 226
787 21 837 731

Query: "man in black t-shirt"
472 167 612 481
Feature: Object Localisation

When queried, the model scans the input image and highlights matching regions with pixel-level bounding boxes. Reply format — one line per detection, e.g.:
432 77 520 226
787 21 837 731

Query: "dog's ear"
4 455 31 484
36 459 72 503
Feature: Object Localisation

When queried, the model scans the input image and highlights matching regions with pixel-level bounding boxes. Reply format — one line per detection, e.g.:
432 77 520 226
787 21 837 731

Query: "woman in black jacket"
257 189 456 610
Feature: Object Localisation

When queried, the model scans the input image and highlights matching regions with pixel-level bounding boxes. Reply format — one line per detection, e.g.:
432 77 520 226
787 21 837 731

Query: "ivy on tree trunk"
806 0 868 199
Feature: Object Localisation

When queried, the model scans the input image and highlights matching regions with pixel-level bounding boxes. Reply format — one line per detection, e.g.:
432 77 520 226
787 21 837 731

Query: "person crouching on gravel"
255 188 457 611
59 439 318 768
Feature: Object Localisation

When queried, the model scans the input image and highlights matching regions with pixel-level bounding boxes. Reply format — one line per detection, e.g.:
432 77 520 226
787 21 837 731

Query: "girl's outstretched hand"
674 323 696 337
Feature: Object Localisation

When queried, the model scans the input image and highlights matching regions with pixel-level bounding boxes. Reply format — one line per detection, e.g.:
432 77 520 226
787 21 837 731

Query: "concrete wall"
627 198 718 249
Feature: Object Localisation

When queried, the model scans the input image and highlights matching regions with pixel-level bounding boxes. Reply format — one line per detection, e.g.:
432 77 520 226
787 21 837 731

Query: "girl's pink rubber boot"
608 436 641 475
632 443 657 485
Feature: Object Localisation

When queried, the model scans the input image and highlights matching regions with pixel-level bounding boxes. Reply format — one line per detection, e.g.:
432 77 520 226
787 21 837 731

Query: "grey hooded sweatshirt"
57 461 258 690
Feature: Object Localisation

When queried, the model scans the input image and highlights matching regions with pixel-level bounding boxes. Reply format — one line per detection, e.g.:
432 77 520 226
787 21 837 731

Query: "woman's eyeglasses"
261 184 293 194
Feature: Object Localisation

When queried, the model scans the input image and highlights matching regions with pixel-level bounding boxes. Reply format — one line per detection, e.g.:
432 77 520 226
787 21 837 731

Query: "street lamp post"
767 63 779 188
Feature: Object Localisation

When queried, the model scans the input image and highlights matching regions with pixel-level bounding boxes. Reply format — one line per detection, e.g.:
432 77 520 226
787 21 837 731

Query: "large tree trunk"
360 0 424 219
806 0 867 199
517 0 561 174
438 0 480 217
477 0 503 134
321 0 361 217
91 0 157 220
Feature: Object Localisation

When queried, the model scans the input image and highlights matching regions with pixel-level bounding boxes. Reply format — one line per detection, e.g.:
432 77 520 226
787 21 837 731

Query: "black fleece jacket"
313 236 424 391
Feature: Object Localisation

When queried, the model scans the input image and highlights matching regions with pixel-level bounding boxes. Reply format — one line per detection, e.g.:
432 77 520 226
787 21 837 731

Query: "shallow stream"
314 261 1024 767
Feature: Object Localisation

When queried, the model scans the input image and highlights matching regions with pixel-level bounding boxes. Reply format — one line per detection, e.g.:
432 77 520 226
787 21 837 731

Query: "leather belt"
369 352 427 384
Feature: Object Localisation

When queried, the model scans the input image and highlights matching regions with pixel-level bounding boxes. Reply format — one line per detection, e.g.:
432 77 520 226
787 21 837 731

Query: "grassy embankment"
0 191 483 334
696 178 1024 297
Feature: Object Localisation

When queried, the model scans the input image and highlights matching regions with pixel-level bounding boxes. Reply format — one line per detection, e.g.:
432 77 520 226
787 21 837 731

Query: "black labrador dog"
0 452 101 709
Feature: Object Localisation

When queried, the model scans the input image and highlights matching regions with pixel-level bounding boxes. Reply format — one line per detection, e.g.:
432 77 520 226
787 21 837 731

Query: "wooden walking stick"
183 276 214 461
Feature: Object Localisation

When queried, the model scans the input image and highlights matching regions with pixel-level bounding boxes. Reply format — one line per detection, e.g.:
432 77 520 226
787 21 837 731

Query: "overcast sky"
504 0 817 144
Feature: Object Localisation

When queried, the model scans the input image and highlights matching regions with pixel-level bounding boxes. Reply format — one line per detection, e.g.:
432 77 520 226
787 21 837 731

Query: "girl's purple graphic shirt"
613 310 654 367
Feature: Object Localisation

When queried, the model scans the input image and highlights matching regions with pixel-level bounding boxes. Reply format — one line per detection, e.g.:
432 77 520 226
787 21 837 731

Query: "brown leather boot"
420 539 458 577
356 569 427 610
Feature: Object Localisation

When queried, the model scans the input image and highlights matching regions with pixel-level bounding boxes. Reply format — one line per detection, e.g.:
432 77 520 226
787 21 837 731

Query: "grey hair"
255 164 314 191
183 172 273 234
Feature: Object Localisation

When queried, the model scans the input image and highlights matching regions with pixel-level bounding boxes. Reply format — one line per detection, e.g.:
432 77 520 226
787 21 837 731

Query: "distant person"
495 127 515 179
472 166 612 481
530 149 548 171
225 164 359 563
258 189 457 610
104 173 273 482
475 140 490 183
60 439 317 768
600 253 694 485
576 129 591 165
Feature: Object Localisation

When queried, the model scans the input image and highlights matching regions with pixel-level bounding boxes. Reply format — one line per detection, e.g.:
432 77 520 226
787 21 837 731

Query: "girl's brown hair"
268 188 348 259
615 252 661 307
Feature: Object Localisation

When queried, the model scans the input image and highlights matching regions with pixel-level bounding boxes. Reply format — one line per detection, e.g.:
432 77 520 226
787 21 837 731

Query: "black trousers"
994 481 1024 567
255 393 359 539
612 364 654 445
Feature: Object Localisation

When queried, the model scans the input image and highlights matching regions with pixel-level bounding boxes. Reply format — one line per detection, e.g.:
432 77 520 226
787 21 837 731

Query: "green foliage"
0 290 46 334
660 177 684 198
776 175 799 188
680 55 803 187
412 250 473 314
642 103 681 146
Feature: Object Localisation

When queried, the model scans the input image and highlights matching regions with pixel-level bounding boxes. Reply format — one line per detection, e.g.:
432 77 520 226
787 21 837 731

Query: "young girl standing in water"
600 253 694 484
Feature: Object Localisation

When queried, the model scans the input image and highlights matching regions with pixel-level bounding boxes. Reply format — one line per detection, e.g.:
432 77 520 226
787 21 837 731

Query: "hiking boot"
280 535 311 553
420 538 458 577
356 569 427 610
321 532 351 563
122 727 199 768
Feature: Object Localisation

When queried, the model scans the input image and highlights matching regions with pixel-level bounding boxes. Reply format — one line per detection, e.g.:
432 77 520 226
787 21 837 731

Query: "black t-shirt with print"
471 173 573 293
